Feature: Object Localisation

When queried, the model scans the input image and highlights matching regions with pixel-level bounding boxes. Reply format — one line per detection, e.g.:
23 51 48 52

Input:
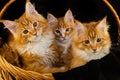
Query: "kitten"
3 2 67 73
70 17 111 69
47 10 75 54
47 10 76 66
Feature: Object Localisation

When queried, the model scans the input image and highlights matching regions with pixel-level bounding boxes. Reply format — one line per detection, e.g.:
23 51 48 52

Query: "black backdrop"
0 0 120 80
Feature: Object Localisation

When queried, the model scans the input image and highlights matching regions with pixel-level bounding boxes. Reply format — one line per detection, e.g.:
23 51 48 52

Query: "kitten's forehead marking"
88 29 97 39
58 19 66 28
19 18 32 29
84 22 98 40
57 19 66 35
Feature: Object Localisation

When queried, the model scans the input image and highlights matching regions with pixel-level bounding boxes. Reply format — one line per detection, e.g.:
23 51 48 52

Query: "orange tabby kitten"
47 10 76 66
47 10 75 54
3 2 67 73
70 17 111 69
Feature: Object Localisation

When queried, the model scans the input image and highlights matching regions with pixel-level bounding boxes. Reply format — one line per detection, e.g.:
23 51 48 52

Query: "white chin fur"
17 31 54 55
89 45 111 60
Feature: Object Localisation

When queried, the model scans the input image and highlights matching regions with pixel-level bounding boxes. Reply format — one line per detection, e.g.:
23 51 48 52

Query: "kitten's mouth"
59 39 67 43
61 39 66 41
91 49 98 54
92 51 97 54
28 35 41 43
61 37 67 41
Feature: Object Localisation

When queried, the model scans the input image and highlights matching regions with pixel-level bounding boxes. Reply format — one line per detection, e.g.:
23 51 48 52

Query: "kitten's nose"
62 37 66 40
92 49 97 52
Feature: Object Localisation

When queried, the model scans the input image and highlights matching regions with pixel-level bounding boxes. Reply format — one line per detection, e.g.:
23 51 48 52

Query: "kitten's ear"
3 20 17 33
26 2 37 16
64 9 74 24
47 13 58 28
74 20 86 35
26 2 45 21
96 16 109 32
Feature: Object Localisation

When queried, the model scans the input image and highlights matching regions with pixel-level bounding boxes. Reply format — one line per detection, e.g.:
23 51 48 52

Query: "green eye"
23 29 29 34
84 40 90 44
97 38 101 42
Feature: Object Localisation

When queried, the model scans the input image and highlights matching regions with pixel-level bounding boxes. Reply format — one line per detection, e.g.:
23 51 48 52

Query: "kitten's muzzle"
62 37 66 40
92 49 97 53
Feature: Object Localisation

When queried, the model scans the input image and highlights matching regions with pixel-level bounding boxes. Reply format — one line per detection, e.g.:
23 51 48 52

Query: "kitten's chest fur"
10 31 55 56
70 45 89 69
26 32 54 55
9 31 62 70
56 39 71 54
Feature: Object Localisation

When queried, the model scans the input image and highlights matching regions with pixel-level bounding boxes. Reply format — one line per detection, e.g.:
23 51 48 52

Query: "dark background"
0 0 120 80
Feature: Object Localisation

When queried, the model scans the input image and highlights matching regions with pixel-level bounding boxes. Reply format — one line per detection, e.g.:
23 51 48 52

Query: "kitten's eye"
55 30 60 34
23 29 29 34
66 28 70 32
33 22 37 27
97 38 101 42
84 40 90 44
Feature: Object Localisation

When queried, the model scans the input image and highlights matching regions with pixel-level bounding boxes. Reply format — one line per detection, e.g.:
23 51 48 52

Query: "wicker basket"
0 0 120 80
0 55 54 80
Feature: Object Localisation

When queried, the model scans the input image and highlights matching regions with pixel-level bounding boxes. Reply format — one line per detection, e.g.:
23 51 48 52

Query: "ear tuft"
74 20 85 35
26 2 46 21
3 20 17 33
64 9 74 24
47 13 58 28
26 2 37 16
96 16 109 32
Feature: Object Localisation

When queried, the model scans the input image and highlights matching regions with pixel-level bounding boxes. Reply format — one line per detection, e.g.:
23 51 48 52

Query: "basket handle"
0 0 30 23
103 0 120 43
0 0 15 23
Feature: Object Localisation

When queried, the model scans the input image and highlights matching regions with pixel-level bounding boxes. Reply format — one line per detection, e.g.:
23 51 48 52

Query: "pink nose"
93 49 96 51
62 37 66 40
92 49 97 53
